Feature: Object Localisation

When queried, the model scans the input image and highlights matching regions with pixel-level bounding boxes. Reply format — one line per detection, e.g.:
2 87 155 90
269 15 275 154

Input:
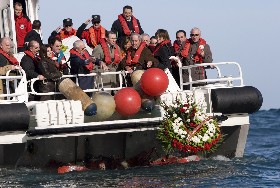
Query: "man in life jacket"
120 33 159 86
181 27 213 89
0 37 21 98
49 37 69 75
77 15 107 49
92 31 121 89
14 2 32 52
21 40 44 100
69 40 95 97
111 5 144 46
50 18 77 41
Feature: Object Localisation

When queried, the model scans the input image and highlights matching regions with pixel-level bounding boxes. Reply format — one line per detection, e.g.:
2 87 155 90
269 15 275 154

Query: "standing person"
24 20 43 48
153 29 174 71
37 44 62 101
50 18 77 40
14 2 32 52
92 31 121 88
69 40 95 97
182 27 213 88
49 37 69 75
111 5 144 46
76 15 107 49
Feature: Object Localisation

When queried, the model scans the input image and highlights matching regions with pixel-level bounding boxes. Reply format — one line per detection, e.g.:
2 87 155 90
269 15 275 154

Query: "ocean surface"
0 109 280 187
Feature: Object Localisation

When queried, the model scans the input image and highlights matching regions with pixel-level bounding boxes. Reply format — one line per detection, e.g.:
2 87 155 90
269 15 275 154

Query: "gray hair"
0 37 12 45
130 33 142 42
141 33 150 39
190 27 201 35
73 40 84 49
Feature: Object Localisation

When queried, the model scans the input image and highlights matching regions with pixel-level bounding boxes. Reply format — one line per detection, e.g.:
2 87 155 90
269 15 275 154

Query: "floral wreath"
158 93 223 154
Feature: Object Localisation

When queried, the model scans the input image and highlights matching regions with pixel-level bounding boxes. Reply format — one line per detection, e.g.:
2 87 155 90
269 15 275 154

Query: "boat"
0 0 262 167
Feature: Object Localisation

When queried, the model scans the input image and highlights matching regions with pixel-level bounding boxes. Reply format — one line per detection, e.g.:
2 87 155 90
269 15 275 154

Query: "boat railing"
179 62 244 90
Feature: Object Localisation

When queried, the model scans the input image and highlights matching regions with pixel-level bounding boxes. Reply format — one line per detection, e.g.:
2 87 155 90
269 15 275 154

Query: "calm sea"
0 109 279 187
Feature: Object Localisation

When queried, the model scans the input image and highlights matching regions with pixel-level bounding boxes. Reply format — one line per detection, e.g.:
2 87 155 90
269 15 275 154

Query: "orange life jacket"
190 38 206 63
59 28 77 40
152 40 171 56
118 14 140 35
126 42 146 65
89 26 106 47
173 40 190 58
0 49 19 65
69 48 93 71
100 39 121 65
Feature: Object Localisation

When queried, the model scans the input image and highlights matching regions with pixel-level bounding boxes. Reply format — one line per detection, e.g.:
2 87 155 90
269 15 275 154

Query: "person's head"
130 33 141 49
150 36 157 47
73 40 86 53
155 29 170 43
122 5 133 20
190 27 201 43
14 2 23 17
106 31 117 46
49 37 62 54
92 15 101 29
32 20 41 30
141 33 150 46
39 44 52 59
176 30 187 44
28 40 40 55
0 37 13 53
121 37 132 51
63 18 73 32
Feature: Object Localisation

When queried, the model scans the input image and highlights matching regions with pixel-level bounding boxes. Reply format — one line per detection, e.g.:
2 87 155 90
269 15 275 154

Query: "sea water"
0 109 279 187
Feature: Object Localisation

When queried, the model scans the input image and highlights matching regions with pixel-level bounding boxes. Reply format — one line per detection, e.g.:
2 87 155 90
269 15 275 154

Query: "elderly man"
69 40 95 97
111 5 144 46
182 27 213 89
50 18 77 40
77 15 107 49
92 31 121 88
14 2 32 52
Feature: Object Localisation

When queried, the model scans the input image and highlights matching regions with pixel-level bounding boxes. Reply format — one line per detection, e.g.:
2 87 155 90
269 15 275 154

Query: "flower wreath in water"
158 93 223 154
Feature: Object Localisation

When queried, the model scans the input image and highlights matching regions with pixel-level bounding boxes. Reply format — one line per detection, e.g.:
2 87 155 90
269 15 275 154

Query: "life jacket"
152 40 171 56
59 28 77 40
118 14 140 35
190 38 206 63
126 42 146 65
173 40 190 58
69 48 93 71
89 26 106 47
100 39 121 65
24 50 40 64
0 49 19 65
51 50 66 70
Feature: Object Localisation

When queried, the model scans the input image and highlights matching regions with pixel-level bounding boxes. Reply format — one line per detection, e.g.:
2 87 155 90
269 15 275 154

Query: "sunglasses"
93 22 100 24
191 34 199 37
65 25 72 27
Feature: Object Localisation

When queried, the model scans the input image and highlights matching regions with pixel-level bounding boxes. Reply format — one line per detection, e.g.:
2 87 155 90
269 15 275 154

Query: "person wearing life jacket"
153 29 174 71
172 30 190 85
50 18 77 41
181 27 213 89
69 40 95 97
0 37 22 98
119 36 132 60
111 5 144 46
49 37 69 75
119 33 159 86
76 15 107 49
21 40 44 101
14 2 32 52
92 31 121 88
141 33 155 53
149 36 157 53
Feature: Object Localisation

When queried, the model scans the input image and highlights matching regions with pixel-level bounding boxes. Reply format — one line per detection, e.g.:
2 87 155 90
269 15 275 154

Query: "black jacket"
153 42 174 70
21 55 40 80
24 30 43 47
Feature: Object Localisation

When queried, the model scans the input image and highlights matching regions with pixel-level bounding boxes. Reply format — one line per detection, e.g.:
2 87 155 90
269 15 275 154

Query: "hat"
92 15 101 22
63 18 73 26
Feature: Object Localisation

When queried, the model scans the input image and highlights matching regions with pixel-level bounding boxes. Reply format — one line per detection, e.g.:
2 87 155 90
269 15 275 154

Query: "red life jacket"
118 14 140 35
126 42 146 65
173 40 190 58
50 51 67 70
100 39 121 65
89 26 106 47
59 28 77 40
152 40 171 56
190 38 206 63
24 50 40 64
69 48 93 71
0 49 19 65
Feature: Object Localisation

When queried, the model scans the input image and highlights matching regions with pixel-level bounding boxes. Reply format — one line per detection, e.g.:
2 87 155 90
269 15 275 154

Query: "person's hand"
87 56 96 63
200 50 205 57
210 64 215 69
169 56 182 67
85 18 92 25
100 61 109 71
55 26 62 33
15 65 22 70
38 75 45 80
147 61 153 68
125 66 133 73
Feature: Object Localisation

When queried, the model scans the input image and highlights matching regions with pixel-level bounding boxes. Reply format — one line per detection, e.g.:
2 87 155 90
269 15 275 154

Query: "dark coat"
153 42 174 70
21 55 40 80
24 29 43 47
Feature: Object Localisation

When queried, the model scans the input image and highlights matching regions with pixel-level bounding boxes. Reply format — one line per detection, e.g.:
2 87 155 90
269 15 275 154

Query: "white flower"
173 113 177 118
199 45 204 50
52 57 58 61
